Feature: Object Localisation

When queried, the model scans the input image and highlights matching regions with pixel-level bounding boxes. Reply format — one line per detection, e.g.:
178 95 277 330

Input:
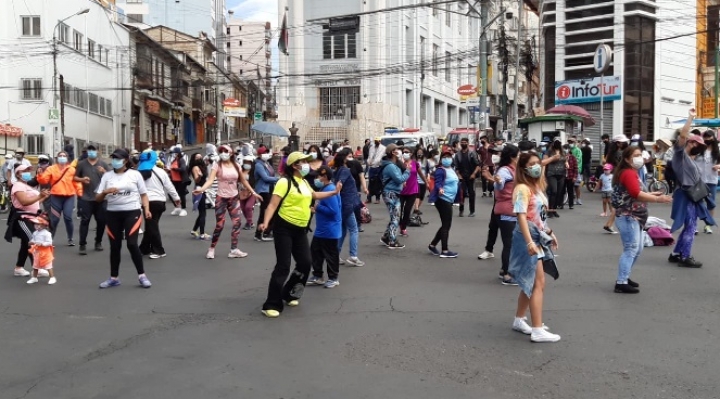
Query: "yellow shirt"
273 176 313 227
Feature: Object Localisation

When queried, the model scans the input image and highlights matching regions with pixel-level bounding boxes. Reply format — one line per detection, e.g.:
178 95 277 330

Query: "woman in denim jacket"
508 152 561 343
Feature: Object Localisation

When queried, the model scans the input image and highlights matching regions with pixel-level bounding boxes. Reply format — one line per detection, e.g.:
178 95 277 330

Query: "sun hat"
612 134 629 143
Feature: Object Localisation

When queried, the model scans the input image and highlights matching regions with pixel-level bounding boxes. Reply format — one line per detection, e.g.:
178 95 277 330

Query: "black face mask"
461 144 468 150
690 145 706 156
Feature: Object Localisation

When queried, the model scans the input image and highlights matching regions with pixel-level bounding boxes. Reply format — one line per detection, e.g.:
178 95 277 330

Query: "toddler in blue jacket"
308 166 343 288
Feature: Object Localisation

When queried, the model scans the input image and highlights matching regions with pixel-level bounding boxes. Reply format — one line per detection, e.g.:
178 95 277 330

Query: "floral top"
614 168 648 226
512 184 548 230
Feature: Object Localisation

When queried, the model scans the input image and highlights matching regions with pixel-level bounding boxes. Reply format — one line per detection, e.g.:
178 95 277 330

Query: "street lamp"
52 8 89 152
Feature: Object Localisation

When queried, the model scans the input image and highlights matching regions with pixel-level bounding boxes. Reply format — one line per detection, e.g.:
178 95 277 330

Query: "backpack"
368 164 389 197
359 204 372 224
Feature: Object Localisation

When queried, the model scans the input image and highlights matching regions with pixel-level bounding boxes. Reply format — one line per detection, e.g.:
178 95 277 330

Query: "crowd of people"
3 108 718 343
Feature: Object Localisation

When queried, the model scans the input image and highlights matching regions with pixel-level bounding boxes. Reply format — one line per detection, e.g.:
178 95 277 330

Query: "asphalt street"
1 190 718 399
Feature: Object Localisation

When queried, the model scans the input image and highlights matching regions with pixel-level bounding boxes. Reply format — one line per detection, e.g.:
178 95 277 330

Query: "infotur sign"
555 76 622 105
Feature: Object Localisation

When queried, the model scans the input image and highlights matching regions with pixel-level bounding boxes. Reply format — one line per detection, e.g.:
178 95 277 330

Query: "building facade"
0 0 132 157
538 0 696 152
277 0 485 146
226 19 273 117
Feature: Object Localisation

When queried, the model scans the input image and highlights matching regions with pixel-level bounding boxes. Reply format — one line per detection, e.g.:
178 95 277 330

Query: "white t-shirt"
96 169 147 211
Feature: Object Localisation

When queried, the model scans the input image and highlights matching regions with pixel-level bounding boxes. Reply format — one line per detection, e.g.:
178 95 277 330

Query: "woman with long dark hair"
413 146 430 215
398 146 428 236
193 145 262 259
259 152 340 318
700 130 720 233
188 153 209 239
509 152 561 343
253 147 279 241
332 148 365 266
492 144 520 285
239 155 257 230
427 151 460 258
612 147 672 294
542 140 566 218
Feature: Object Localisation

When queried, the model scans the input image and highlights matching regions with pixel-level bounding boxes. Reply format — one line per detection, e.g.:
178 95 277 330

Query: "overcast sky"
227 0 278 25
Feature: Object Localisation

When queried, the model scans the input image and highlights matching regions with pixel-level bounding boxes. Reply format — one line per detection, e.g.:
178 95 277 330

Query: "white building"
226 19 272 97
277 0 483 146
0 0 132 156
536 0 696 149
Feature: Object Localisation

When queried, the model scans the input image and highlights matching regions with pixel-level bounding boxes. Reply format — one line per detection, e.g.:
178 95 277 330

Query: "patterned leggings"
211 196 242 250
673 201 697 258
382 191 401 243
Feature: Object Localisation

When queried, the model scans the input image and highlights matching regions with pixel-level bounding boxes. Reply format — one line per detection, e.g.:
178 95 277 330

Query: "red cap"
257 147 268 155
688 134 704 145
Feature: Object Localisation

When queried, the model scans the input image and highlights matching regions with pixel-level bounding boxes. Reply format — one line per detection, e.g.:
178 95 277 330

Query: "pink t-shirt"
400 161 419 195
11 181 41 216
212 162 239 198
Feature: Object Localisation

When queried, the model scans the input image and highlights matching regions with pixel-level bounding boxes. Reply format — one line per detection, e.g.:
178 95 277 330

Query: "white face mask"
427 160 436 168
491 155 500 164
632 156 644 169
402 153 411 161
261 154 272 161
242 164 251 170
219 153 231 161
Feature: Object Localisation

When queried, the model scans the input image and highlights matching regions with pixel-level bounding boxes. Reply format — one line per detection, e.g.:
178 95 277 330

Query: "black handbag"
542 249 559 280
684 180 709 203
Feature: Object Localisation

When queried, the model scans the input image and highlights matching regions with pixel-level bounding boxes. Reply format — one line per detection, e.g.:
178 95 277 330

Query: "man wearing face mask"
601 134 611 164
5 148 32 187
36 151 82 245
73 145 110 254
366 137 386 204
453 138 481 217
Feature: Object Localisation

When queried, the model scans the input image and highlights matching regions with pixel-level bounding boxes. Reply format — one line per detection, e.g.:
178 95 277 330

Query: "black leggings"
106 209 145 278
13 219 34 268
172 181 188 209
566 179 575 207
485 202 500 252
546 174 565 210
255 192 273 238
499 220 516 274
193 192 207 234
399 193 417 230
431 199 453 251
263 217 312 312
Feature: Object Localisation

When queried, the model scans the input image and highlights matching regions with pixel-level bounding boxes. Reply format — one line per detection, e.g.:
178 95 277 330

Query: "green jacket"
571 146 583 171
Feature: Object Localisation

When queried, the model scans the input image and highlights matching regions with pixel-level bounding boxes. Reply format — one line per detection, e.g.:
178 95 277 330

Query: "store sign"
457 84 477 96
0 124 23 137
223 98 247 118
555 76 622 105
145 99 170 119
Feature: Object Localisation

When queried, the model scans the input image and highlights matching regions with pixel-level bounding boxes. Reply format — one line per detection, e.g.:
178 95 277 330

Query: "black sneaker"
387 241 405 249
79 245 87 255
678 257 703 268
468 213 476 217
627 279 639 288
614 283 639 294
553 212 560 218
668 254 681 263
380 235 391 246
459 211 464 217
95 242 104 251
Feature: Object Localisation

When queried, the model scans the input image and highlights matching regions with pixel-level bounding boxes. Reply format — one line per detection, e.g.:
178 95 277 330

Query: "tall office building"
226 19 272 105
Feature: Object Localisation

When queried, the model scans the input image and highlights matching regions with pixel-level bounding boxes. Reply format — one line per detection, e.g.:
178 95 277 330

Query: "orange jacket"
36 164 82 197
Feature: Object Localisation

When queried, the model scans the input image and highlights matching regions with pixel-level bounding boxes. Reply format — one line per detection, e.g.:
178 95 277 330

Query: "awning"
0 124 23 137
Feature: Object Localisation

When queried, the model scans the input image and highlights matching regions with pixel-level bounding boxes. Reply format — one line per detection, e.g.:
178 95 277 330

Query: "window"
434 100 442 124
106 99 112 116
99 96 106 115
89 93 100 113
21 16 41 36
98 45 103 62
20 78 42 100
432 0 438 17
624 16 655 140
58 23 70 44
444 51 451 82
226 27 230 35
127 14 143 24
88 39 95 58
420 36 426 62
239 40 243 46
105 49 109 64
432 44 439 76
238 26 242 32
73 30 83 51
319 87 360 120
25 134 45 155
405 89 412 116
227 42 231 48
322 32 357 59
445 4 452 26
421 96 428 121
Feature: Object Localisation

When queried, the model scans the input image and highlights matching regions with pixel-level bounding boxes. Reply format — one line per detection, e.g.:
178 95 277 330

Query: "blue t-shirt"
334 165 359 212
440 168 459 203
600 173 613 192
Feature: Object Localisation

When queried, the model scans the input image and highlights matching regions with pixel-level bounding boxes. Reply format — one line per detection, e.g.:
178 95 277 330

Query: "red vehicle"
443 128 483 152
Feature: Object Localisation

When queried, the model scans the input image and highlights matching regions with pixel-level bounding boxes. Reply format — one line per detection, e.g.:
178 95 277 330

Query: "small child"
27 214 56 285
307 166 343 289
599 163 614 217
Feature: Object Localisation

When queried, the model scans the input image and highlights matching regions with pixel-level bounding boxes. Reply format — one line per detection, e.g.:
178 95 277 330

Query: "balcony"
192 98 203 110
203 102 216 115
171 91 192 107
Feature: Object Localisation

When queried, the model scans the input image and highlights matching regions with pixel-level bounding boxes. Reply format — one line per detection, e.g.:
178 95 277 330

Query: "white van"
378 128 439 150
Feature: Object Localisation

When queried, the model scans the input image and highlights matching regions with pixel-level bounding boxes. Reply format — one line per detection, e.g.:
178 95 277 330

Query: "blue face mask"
87 150 98 159
111 159 125 169
57 156 68 164
314 179 325 189
441 158 452 167
21 172 32 182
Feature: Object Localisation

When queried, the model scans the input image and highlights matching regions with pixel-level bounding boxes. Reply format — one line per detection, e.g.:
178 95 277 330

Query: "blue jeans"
615 216 643 284
338 210 359 258
673 201 697 258
382 191 401 242
49 195 75 241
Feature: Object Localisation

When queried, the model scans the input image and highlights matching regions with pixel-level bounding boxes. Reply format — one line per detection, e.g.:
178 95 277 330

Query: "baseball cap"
172 147 182 154
687 134 705 145
631 134 641 141
603 163 614 171
374 136 382 142
14 163 32 173
286 151 311 166
110 149 129 159
385 143 401 155
257 147 268 155
612 134 629 143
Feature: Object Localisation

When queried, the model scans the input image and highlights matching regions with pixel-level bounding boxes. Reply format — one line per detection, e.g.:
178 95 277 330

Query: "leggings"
172 181 188 209
382 191 401 243
255 192 273 239
13 219 35 268
431 199 453 251
49 195 75 240
105 209 144 278
399 193 417 230
240 195 256 225
565 179 575 207
485 201 500 252
673 201 698 258
212 196 242 249
499 219 516 274
546 175 565 210
193 192 207 234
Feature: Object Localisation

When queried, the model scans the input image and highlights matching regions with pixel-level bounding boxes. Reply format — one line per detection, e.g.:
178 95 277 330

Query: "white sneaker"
530 327 561 343
206 248 215 259
37 269 50 277
178 209 188 217
26 277 38 284
512 317 533 335
48 277 57 285
346 256 365 267
338 258 346 265
14 268 30 277
228 249 248 258
477 251 495 260
171 208 181 216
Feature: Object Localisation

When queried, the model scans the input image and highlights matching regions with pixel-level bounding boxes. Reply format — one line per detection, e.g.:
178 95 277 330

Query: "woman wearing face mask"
259 152 341 318
414 147 430 215
188 152 209 240
668 109 715 268
36 151 82 246
428 151 460 258
95 149 153 289
612 147 673 294
332 149 365 266
193 145 263 259
542 140 566 218
398 147 428 236
8 165 50 277
304 145 325 191
509 152 560 343
700 130 720 234
253 147 279 242
491 145 520 285
380 144 411 249
239 155 257 230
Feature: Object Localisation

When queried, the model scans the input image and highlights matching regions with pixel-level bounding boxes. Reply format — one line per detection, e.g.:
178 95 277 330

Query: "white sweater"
145 167 180 203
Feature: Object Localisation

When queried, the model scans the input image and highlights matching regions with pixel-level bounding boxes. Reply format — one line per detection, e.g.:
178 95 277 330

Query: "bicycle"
0 182 9 214
645 169 669 195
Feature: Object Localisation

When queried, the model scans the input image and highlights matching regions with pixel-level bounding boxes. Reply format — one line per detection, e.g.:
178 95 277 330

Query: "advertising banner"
555 76 621 105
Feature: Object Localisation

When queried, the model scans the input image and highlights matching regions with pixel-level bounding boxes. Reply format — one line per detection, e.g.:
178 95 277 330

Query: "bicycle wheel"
649 180 669 196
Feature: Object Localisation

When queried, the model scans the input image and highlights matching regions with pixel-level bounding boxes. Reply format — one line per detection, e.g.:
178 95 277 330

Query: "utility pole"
716 45 719 118
512 0 523 140
479 0 489 132
60 75 66 146
499 22 509 129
